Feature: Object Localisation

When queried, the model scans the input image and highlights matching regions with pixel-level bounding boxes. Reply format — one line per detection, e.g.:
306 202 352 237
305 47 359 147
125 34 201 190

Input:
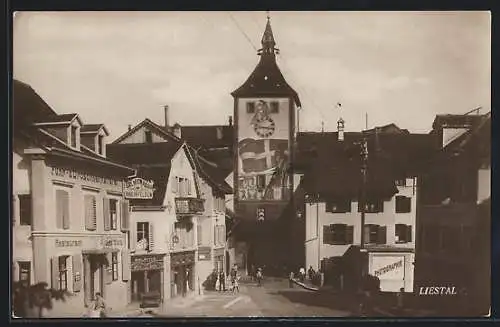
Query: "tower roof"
231 14 301 107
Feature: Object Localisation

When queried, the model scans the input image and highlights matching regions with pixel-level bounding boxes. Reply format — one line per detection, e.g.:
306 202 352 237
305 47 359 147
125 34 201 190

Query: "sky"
13 11 491 140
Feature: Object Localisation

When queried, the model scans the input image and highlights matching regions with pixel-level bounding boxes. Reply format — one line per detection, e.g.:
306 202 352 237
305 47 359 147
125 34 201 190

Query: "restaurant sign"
124 178 155 199
97 237 124 250
131 254 164 271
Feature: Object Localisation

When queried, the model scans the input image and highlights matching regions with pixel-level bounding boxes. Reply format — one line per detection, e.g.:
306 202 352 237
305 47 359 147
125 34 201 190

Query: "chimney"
337 117 345 141
128 124 132 131
229 116 233 126
164 105 169 127
172 123 181 139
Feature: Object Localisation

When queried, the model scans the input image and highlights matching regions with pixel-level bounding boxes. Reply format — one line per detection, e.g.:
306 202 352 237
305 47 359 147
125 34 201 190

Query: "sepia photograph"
11 11 491 318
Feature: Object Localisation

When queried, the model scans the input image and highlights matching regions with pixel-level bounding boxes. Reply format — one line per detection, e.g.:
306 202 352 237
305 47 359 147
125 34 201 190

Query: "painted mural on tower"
237 98 290 201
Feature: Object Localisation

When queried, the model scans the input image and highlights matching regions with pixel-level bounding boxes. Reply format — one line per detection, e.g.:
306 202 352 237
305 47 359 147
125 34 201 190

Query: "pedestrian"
232 274 240 294
88 292 107 318
396 287 405 311
215 271 220 291
299 267 306 282
289 271 294 288
219 270 226 292
256 268 263 287
308 266 315 281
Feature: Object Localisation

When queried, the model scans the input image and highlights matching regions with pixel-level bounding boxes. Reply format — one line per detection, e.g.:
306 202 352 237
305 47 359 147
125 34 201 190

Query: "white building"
107 117 231 307
12 80 136 317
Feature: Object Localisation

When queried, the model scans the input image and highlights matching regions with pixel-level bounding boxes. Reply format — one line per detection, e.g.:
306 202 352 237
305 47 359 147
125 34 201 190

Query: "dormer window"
97 134 104 155
145 130 153 144
70 125 78 148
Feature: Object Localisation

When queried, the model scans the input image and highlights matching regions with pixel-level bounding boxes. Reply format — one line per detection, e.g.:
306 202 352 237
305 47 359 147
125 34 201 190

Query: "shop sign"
124 178 155 199
371 256 404 279
171 252 195 266
198 247 211 261
97 237 124 250
55 239 83 247
131 255 164 271
51 167 121 187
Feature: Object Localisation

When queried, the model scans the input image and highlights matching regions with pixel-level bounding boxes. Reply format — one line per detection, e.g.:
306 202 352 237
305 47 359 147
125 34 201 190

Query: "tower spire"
259 11 279 57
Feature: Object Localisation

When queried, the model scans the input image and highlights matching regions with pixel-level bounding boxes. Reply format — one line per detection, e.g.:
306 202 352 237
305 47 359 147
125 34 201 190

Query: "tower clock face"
254 116 276 138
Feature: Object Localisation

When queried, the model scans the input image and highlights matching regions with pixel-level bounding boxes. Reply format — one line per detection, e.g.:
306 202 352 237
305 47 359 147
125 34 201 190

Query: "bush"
202 271 218 291
12 281 68 318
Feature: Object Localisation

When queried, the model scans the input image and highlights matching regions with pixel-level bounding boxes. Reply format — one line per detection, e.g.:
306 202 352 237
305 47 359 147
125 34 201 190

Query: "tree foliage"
12 281 68 318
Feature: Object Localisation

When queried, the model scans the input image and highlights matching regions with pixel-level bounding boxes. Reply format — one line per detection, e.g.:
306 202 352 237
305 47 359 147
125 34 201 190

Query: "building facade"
296 123 434 293
107 117 231 305
12 80 135 317
415 112 491 315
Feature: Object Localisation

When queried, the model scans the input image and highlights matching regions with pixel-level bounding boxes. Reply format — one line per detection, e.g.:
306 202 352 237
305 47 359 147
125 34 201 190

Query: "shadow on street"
269 289 356 313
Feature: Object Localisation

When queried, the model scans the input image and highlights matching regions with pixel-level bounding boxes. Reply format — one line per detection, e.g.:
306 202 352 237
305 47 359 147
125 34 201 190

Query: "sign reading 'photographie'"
124 178 155 199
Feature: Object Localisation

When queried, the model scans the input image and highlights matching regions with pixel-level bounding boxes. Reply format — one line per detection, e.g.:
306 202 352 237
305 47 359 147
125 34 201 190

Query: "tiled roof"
432 113 485 130
296 129 435 199
81 124 105 133
169 125 233 150
107 141 183 166
231 55 301 107
127 165 171 207
13 79 58 130
187 146 233 195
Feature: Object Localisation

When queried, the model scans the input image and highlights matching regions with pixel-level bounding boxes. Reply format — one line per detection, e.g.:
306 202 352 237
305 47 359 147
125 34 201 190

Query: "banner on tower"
236 98 292 202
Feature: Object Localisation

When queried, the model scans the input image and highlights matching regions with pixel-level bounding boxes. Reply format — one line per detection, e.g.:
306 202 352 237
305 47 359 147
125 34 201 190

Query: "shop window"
246 102 255 114
110 199 118 230
56 190 70 229
19 194 32 226
358 199 384 213
136 222 150 251
145 130 153 144
18 261 31 285
58 256 68 291
112 252 119 281
395 224 412 243
323 224 354 245
325 198 351 213
395 196 412 213
270 101 279 113
364 224 386 244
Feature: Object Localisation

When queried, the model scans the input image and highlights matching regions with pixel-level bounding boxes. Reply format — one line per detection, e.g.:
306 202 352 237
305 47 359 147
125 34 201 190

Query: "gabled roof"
107 141 183 166
111 118 180 144
167 125 233 150
81 124 109 136
33 113 83 126
187 146 233 195
230 17 301 107
13 79 57 130
432 113 485 130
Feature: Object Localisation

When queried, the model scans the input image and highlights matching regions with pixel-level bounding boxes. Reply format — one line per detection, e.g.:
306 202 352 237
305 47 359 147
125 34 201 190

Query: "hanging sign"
124 178 155 199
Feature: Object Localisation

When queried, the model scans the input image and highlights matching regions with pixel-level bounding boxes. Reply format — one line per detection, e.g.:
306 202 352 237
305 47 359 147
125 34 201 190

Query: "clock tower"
231 14 301 272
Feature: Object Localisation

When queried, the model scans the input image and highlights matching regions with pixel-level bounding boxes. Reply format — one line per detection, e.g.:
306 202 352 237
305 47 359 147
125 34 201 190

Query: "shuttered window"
112 252 119 281
197 224 202 245
395 224 412 243
121 250 131 281
72 255 82 292
323 224 354 245
56 190 70 230
84 194 97 231
395 196 412 213
19 194 32 226
110 199 118 230
120 200 130 231
105 253 113 285
18 261 31 284
148 223 155 251
52 256 68 291
136 222 150 251
103 198 110 231
364 224 387 244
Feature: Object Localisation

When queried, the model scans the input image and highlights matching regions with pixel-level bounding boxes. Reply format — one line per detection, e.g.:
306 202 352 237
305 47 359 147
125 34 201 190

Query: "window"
70 126 78 148
136 222 150 251
110 199 118 230
19 194 32 226
323 224 354 245
111 252 119 281
197 224 202 245
270 101 279 113
246 102 255 114
358 199 384 213
84 194 97 231
145 130 153 144
56 190 70 230
325 198 351 213
395 179 406 187
58 256 68 291
18 261 31 285
363 224 386 244
395 224 412 243
395 196 412 213
97 134 104 155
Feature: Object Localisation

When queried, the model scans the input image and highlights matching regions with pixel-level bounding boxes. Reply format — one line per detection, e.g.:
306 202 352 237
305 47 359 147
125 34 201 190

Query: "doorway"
84 254 105 306
225 252 230 273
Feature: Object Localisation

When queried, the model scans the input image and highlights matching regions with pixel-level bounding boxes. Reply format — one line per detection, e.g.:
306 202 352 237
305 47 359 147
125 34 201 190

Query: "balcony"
175 197 204 216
